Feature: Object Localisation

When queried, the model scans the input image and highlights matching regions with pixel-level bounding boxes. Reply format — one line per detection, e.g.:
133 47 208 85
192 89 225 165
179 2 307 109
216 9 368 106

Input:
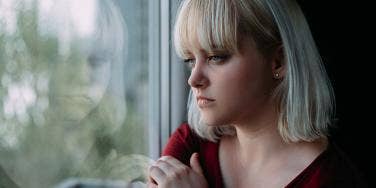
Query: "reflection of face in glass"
49 47 112 122
0 0 127 186
46 0 126 123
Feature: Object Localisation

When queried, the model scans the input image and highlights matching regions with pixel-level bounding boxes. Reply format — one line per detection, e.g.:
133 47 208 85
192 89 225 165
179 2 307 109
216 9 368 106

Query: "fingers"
149 165 167 183
148 156 189 185
147 155 209 188
156 156 189 177
190 153 204 175
148 156 180 185
159 156 186 170
156 159 178 176
147 181 158 188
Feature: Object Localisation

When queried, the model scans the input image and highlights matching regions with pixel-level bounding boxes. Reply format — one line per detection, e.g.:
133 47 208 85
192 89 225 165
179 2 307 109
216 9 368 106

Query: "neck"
231 98 283 163
227 98 327 172
231 120 327 172
233 120 284 166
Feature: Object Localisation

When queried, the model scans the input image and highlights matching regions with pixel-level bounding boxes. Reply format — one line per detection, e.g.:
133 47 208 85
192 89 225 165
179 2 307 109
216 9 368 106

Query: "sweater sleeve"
162 123 199 166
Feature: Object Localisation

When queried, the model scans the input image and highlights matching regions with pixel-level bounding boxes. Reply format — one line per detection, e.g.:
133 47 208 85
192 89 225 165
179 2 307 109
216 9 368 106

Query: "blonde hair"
174 0 335 142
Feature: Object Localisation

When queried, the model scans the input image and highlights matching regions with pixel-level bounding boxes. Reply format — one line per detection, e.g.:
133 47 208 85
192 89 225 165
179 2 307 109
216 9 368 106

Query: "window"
0 0 188 187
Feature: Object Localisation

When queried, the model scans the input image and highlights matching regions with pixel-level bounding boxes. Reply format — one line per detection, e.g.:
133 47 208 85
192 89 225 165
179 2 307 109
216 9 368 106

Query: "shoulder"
162 123 201 165
171 123 196 140
321 142 368 187
164 123 200 148
289 141 368 187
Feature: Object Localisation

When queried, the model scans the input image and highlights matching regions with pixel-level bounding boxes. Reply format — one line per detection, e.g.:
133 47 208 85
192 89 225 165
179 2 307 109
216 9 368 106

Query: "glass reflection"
0 0 149 187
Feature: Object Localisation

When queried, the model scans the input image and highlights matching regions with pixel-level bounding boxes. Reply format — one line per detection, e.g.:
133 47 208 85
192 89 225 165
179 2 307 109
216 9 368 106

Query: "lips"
196 96 215 108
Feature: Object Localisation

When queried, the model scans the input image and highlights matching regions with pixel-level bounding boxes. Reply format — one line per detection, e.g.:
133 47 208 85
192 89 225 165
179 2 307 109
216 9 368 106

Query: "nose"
187 59 209 89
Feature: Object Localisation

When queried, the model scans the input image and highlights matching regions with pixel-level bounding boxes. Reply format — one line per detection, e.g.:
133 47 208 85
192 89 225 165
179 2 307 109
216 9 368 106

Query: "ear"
271 45 285 80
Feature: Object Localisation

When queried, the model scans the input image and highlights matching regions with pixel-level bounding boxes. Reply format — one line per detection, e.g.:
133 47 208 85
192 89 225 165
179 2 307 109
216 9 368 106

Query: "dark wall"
298 1 373 186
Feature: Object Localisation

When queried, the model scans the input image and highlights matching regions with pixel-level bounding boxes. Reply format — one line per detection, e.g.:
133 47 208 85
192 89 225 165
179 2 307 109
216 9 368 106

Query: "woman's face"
49 51 111 122
187 38 276 126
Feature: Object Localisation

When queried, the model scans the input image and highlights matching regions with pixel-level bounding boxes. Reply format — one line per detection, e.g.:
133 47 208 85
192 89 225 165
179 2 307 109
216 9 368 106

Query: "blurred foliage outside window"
0 0 151 187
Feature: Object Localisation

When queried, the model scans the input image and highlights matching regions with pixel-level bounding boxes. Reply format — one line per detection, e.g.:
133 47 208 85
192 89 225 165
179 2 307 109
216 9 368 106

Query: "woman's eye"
208 55 229 64
183 58 195 68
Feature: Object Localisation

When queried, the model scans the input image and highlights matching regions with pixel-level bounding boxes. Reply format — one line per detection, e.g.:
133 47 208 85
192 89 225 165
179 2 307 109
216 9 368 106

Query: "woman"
148 0 366 187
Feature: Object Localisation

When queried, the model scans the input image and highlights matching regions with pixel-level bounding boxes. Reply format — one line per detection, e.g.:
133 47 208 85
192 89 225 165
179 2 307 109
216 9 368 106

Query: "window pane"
0 0 151 187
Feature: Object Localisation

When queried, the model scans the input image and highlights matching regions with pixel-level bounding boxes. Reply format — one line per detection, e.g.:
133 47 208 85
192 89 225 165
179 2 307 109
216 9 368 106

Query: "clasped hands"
147 153 209 188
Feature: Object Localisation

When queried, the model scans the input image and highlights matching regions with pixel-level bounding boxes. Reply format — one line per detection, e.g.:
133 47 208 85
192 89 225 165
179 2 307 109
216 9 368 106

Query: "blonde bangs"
174 0 238 58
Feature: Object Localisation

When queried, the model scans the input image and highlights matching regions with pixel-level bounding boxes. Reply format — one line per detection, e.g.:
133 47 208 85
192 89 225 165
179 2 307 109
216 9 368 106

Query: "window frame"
148 0 189 160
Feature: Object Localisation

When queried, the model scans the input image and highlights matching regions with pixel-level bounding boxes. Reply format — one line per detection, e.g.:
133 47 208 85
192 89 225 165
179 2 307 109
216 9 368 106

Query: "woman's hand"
147 153 208 188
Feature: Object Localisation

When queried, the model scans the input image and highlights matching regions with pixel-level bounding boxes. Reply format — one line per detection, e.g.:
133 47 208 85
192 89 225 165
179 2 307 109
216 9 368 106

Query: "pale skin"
148 37 327 188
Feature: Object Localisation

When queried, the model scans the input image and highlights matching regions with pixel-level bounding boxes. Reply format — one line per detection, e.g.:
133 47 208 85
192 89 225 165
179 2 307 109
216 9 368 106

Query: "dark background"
299 1 373 186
